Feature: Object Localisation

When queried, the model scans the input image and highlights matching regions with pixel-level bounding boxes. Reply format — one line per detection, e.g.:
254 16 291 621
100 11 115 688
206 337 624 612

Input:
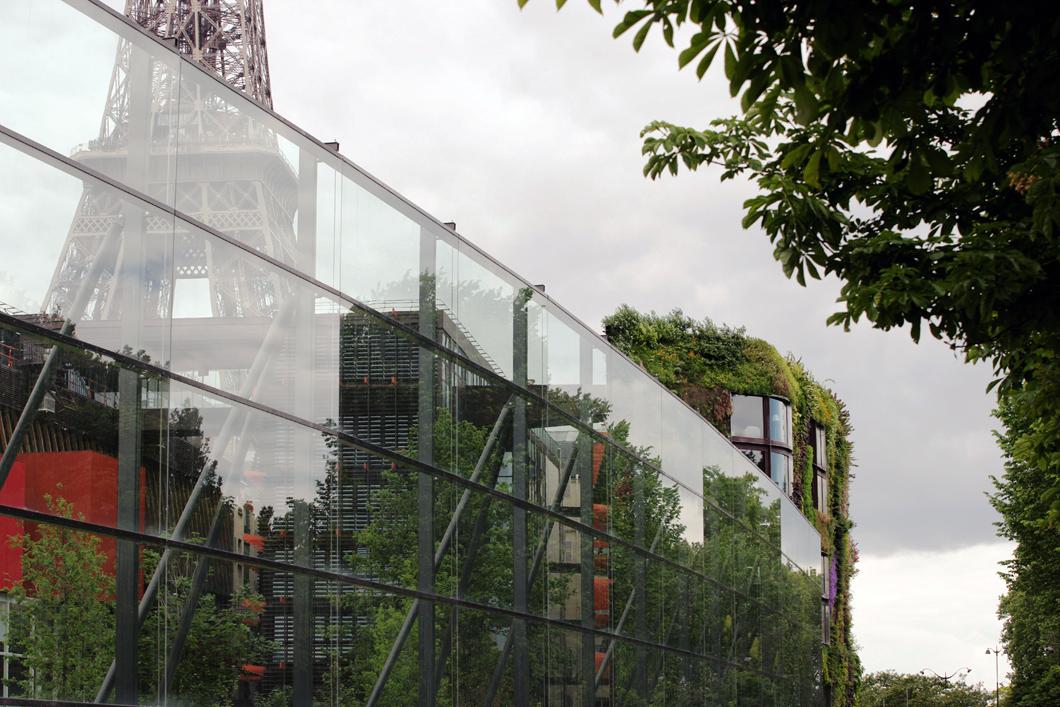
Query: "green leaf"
613 10 650 38
587 0 602 13
924 148 953 176
741 72 770 112
678 34 711 69
794 84 818 124
906 156 931 195
803 151 822 188
825 146 841 172
780 143 813 170
633 21 652 52
724 42 737 81
696 41 722 79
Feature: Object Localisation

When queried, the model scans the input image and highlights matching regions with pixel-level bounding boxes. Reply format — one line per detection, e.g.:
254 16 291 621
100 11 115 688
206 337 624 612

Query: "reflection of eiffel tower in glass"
43 0 294 340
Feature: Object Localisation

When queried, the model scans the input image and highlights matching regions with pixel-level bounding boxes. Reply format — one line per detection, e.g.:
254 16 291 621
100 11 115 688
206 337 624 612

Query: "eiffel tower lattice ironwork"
43 0 296 337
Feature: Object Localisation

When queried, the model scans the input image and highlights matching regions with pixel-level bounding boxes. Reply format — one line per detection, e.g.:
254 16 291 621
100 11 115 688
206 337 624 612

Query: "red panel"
594 576 613 627
15 452 145 581
0 460 27 590
594 651 610 685
592 442 605 486
592 503 608 532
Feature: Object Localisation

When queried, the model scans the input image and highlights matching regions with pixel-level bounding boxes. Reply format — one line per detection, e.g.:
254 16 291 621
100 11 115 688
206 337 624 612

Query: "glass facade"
0 1 822 704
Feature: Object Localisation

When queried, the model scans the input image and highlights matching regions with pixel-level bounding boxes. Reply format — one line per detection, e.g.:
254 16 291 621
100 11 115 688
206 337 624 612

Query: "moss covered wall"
602 305 861 706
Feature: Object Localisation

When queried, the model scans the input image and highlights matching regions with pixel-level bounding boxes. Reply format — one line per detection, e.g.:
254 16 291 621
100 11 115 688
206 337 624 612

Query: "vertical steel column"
292 500 313 706
291 124 321 707
578 341 595 705
511 288 530 706
113 39 151 699
417 227 437 706
115 369 141 703
485 445 581 706
633 468 647 699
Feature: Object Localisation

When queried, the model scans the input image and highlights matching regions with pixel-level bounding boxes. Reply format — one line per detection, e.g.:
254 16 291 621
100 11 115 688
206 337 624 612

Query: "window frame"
730 394 794 495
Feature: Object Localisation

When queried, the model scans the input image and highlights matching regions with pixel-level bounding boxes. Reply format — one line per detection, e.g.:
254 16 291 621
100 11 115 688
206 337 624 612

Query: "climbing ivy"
603 305 861 706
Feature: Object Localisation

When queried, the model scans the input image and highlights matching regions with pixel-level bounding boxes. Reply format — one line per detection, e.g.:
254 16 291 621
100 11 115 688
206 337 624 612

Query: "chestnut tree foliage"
524 2 1059 703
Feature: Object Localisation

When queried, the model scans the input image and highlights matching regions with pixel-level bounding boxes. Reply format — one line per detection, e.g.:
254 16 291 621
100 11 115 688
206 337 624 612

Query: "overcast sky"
95 0 1013 687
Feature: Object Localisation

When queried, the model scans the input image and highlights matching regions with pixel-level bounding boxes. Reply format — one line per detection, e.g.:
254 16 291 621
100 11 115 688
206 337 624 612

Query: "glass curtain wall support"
95 298 296 703
594 519 665 686
365 398 513 706
483 440 582 705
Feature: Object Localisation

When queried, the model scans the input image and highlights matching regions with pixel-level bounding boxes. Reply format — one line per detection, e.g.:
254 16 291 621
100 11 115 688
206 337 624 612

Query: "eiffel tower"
42 0 296 350
28 5 309 700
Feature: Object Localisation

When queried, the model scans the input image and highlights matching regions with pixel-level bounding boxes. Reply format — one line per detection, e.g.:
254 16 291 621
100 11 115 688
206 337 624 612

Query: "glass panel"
731 394 764 439
0 1 181 205
740 447 766 473
660 400 705 492
781 500 822 575
0 136 173 366
770 451 792 494
606 350 661 456
815 424 828 468
769 397 790 445
451 244 517 380
336 165 422 305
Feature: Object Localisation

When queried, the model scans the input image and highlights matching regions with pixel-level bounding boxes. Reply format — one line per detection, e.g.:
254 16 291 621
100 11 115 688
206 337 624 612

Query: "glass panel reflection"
731 394 764 439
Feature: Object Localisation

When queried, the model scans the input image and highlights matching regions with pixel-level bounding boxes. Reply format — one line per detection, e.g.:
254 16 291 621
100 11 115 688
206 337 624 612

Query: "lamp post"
986 646 1002 706
919 667 971 686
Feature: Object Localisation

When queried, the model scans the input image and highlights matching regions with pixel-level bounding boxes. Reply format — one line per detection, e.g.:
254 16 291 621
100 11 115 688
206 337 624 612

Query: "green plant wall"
602 305 861 706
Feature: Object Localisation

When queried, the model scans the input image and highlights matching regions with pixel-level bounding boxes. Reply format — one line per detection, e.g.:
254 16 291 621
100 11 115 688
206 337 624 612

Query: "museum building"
0 1 825 704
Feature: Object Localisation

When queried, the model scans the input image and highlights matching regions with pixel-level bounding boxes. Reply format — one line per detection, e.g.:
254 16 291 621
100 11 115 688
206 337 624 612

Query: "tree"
859 671 993 707
136 547 274 706
5 494 272 705
991 397 1060 706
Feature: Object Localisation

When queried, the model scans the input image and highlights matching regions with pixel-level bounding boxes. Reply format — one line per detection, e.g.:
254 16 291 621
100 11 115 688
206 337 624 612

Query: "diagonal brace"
364 398 513 707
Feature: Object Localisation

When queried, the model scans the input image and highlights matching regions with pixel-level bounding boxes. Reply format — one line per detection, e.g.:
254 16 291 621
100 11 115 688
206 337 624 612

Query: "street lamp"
986 645 1002 706
919 667 971 686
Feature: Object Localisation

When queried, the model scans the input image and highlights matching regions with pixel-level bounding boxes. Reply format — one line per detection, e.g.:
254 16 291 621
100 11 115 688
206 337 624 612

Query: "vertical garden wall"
603 306 861 706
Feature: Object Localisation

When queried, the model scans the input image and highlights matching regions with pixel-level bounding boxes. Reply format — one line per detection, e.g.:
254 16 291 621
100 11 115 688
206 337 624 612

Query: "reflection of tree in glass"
137 546 273 706
6 495 112 700
696 466 822 706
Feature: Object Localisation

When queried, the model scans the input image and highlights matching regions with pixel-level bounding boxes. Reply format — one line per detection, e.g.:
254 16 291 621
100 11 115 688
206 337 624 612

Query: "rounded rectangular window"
731 394 764 439
814 424 828 468
770 451 792 493
768 397 790 445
